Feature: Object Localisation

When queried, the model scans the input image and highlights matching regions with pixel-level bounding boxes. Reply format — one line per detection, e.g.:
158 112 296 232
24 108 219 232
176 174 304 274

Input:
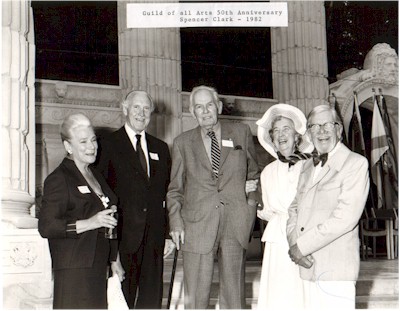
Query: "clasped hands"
288 244 314 269
245 179 258 194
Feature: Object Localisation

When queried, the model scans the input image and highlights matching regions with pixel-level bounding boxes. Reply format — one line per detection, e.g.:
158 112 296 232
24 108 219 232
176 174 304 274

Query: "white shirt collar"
124 124 150 177
328 141 341 158
124 123 146 143
312 141 342 182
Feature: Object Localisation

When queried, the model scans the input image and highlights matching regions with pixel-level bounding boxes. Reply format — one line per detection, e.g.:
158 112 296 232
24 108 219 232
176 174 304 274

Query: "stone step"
163 258 262 298
164 284 400 310
20 298 53 310
356 278 399 296
163 281 260 299
163 257 399 309
164 259 399 296
357 258 399 299
356 295 399 309
162 295 399 310
162 297 259 309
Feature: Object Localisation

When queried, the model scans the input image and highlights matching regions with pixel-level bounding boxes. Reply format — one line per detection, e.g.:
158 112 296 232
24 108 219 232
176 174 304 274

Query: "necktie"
207 130 220 178
277 150 312 167
135 134 147 176
312 149 328 167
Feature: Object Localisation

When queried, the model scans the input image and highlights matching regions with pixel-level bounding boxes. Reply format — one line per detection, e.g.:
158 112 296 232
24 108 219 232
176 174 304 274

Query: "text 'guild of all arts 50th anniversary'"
142 9 284 24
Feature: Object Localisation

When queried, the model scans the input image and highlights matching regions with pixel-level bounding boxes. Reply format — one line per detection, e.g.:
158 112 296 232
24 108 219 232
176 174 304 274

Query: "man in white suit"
287 104 369 309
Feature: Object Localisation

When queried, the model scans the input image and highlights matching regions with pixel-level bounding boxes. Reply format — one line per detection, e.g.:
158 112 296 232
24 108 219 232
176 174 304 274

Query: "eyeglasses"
308 122 339 132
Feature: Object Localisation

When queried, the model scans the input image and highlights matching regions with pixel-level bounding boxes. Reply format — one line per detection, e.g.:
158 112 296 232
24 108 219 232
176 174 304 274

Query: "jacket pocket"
181 209 198 222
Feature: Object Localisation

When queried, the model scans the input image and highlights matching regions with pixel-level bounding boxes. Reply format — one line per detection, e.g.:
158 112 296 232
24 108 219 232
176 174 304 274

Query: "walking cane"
167 248 179 309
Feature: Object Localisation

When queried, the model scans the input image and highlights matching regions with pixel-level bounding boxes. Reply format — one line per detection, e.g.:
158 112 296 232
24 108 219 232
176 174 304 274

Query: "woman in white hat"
256 104 314 310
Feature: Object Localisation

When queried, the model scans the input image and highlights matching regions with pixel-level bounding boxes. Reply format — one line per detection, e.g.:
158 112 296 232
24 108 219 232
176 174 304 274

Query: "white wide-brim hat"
256 103 314 159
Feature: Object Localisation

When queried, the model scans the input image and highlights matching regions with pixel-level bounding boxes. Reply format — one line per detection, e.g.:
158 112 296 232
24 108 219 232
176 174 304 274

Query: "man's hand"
288 244 314 269
110 253 125 282
163 239 176 258
296 255 314 269
245 179 258 194
170 229 185 251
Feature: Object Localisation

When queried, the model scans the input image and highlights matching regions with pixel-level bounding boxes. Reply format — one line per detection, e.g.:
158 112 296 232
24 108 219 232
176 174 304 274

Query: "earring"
68 150 72 154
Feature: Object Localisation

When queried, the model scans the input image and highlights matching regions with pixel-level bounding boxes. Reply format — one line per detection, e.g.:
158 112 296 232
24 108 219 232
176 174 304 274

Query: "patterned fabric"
311 149 328 167
135 134 147 176
276 150 312 167
207 130 221 178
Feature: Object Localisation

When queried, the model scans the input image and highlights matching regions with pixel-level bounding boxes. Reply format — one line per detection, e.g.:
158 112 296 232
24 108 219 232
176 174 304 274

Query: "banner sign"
127 2 288 28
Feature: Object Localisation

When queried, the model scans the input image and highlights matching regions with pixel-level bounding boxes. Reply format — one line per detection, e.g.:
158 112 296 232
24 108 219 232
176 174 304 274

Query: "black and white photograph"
1 0 398 309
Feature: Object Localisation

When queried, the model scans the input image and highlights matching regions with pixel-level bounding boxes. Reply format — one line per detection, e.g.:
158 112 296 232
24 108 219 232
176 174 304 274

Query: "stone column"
271 0 329 115
2 0 37 229
118 0 182 145
3 2 53 309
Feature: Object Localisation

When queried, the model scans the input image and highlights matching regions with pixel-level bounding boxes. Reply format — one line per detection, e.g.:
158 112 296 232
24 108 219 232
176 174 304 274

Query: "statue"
361 43 398 84
55 81 68 99
333 43 398 95
329 43 398 212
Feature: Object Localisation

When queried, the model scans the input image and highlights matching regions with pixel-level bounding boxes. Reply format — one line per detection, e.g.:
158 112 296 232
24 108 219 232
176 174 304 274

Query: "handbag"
107 274 129 310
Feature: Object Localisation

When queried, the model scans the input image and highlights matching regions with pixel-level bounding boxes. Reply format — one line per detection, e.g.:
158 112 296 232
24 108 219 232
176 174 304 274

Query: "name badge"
150 152 159 160
222 139 234 148
78 186 91 194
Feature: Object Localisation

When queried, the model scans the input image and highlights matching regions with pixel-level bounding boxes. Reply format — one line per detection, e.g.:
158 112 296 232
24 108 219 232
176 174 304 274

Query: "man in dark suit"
167 85 260 309
97 90 174 309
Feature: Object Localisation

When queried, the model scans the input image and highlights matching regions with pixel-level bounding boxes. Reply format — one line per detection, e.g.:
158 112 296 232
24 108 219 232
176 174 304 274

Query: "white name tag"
78 186 91 194
222 139 234 148
150 152 159 160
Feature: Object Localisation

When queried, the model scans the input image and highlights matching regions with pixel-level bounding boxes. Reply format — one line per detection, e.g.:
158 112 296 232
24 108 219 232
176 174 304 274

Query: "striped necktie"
207 130 220 178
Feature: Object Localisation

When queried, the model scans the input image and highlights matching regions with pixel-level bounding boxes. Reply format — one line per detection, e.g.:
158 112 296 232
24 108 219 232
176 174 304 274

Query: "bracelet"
66 222 77 233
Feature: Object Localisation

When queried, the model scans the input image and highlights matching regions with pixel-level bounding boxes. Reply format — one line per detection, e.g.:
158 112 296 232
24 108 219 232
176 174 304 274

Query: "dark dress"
38 158 118 309
52 233 110 309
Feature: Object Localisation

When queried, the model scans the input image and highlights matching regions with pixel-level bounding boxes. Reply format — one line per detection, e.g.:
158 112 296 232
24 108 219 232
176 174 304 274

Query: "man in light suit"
287 104 370 309
167 85 260 309
97 90 174 309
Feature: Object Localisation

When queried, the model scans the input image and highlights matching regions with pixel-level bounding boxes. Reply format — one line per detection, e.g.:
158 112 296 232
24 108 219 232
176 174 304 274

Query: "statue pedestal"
2 228 53 309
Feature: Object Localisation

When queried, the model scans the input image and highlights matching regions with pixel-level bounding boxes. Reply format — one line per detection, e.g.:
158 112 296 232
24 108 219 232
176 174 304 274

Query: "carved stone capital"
35 79 122 108
36 102 123 129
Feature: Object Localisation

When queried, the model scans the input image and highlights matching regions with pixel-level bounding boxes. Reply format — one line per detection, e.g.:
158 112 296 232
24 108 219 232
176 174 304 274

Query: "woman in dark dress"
39 113 125 309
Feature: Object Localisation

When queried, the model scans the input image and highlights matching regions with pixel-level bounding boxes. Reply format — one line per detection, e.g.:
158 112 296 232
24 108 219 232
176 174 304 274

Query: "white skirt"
257 240 307 310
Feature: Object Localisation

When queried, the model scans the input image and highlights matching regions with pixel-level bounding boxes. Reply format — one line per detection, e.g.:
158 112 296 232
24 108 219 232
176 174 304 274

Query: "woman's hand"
76 209 117 234
92 208 118 229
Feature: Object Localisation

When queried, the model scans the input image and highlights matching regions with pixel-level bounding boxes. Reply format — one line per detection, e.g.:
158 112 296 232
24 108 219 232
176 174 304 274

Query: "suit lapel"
309 143 350 188
310 165 331 188
62 158 104 208
220 123 233 168
300 159 315 190
146 133 158 181
116 128 149 182
191 127 213 171
190 124 236 172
